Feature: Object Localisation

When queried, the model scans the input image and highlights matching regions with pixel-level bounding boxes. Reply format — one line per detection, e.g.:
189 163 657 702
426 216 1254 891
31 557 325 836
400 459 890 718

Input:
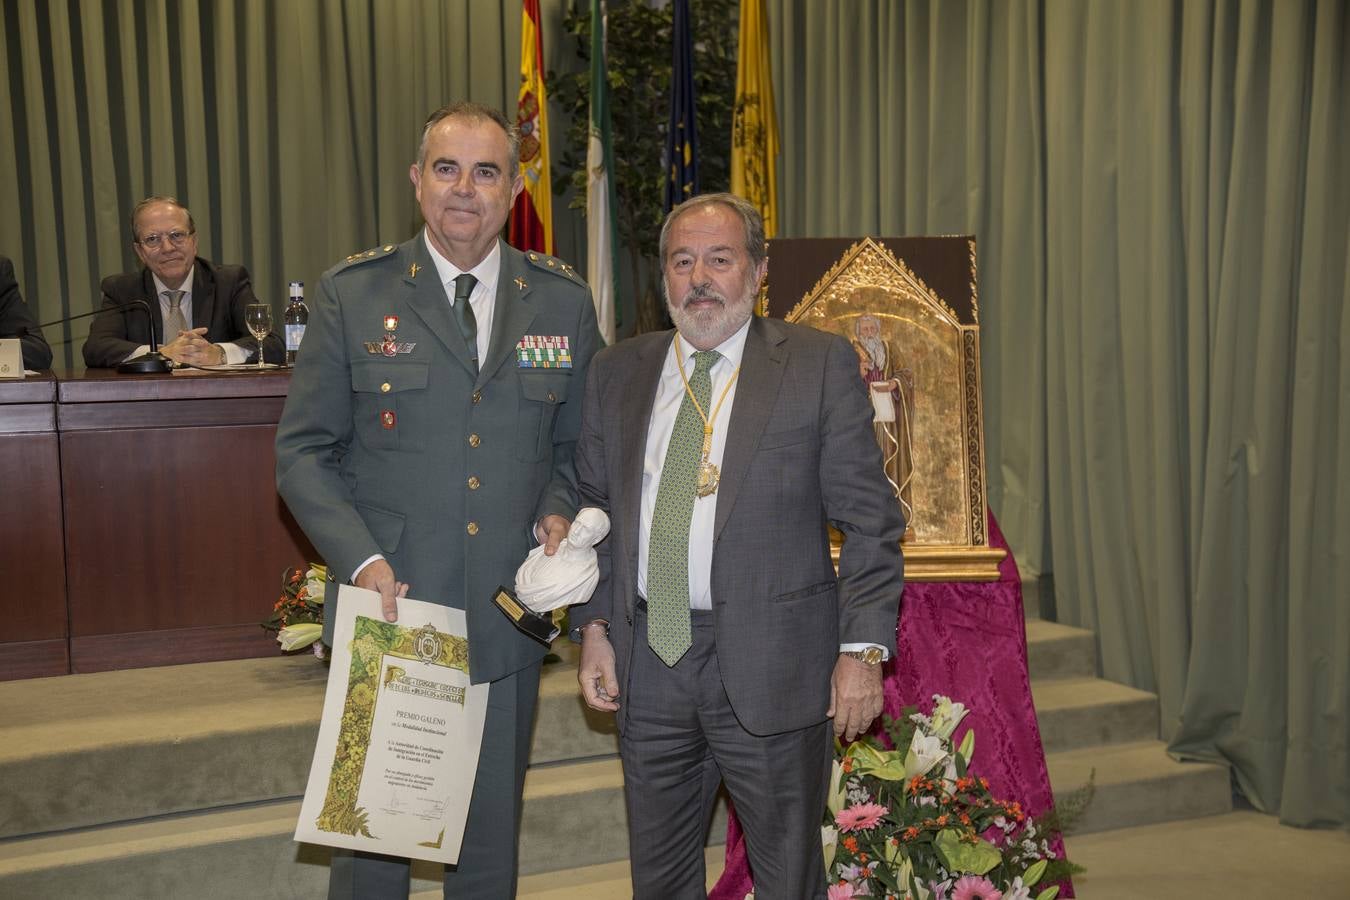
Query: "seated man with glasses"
83 196 283 368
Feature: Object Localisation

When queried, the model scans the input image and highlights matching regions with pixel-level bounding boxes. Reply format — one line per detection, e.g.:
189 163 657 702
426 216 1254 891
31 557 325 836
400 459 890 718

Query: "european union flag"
664 0 698 213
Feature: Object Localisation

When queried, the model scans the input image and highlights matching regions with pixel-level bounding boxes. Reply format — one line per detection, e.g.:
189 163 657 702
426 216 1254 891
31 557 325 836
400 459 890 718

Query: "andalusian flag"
509 0 553 254
586 0 619 343
663 0 698 213
731 0 779 237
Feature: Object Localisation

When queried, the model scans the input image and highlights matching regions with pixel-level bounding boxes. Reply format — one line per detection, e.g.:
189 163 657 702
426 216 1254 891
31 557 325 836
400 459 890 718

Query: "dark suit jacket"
275 237 601 685
82 257 283 367
573 316 905 736
0 256 53 370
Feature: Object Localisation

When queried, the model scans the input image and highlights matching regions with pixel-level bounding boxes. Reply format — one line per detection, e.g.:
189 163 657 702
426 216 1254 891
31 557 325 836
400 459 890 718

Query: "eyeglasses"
136 229 195 249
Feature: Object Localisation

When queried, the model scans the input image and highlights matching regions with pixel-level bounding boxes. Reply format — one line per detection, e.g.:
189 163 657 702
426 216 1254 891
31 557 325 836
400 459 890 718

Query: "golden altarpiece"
762 236 1005 582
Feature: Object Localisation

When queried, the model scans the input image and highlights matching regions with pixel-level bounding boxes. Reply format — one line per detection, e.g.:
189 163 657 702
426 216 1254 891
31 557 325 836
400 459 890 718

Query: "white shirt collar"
670 315 752 372
151 267 195 300
422 230 501 300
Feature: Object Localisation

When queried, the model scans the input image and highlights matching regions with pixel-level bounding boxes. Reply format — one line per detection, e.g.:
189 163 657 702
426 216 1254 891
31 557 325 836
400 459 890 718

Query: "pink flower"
827 884 856 900
951 875 1002 900
835 802 889 832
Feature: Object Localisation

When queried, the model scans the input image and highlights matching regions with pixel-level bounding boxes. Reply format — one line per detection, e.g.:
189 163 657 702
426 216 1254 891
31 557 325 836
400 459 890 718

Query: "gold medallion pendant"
696 458 720 497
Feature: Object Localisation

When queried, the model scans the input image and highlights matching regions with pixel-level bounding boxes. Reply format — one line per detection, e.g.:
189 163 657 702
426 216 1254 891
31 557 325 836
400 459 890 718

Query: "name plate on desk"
0 339 23 378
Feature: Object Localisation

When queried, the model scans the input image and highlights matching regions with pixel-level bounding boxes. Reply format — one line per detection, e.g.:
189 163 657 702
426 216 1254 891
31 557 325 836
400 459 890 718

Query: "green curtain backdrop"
0 0 581 366
764 0 1348 827
2 0 1345 827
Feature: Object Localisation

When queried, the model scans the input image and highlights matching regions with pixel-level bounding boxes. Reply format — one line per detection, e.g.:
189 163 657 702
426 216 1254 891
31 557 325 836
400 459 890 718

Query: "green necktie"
647 349 719 666
452 273 478 370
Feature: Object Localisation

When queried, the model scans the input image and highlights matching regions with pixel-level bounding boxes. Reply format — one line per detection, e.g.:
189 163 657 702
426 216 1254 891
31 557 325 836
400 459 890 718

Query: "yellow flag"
731 0 779 237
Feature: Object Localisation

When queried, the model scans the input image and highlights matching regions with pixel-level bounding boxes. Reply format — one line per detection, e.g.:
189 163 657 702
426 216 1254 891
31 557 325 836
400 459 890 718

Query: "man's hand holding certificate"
295 586 488 865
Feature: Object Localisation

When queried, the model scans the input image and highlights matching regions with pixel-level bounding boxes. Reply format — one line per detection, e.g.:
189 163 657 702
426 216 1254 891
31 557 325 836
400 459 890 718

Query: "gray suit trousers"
621 607 830 900
328 663 541 900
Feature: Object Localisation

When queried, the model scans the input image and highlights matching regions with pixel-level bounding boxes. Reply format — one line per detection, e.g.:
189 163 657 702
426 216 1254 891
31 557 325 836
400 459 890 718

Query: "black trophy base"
492 586 561 645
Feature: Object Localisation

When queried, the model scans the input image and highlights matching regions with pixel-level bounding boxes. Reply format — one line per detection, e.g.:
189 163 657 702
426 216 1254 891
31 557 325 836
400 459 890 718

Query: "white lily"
904 729 948 779
928 697 969 741
821 824 838 871
304 565 327 604
277 622 323 651
827 759 847 816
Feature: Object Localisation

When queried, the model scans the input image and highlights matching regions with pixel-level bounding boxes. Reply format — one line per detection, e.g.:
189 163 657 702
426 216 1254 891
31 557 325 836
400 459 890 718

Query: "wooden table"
0 374 68 679
0 368 318 678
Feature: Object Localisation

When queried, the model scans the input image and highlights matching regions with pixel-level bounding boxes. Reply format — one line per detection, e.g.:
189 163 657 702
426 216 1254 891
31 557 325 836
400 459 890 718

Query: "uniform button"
472 390 482 404
546 391 556 403
467 476 480 490
468 433 481 448
380 382 391 393
466 522 479 536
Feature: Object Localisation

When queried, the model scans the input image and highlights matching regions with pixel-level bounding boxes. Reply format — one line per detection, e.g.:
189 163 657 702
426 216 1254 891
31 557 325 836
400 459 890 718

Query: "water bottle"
283 281 308 364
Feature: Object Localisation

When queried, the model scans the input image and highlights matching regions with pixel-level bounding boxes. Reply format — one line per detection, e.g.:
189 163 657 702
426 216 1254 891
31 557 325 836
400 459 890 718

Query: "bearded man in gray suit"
276 101 600 898
572 193 905 897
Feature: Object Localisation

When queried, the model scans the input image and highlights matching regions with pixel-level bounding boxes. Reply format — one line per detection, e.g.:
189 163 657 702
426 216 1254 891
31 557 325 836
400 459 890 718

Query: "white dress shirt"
637 319 749 610
424 230 500 364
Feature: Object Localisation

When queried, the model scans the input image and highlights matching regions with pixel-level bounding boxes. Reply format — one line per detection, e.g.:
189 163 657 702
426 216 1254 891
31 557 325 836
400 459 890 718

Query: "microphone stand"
37 299 173 374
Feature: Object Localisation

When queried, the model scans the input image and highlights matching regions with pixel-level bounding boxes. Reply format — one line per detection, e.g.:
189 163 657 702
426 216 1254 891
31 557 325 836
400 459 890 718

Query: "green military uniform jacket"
276 235 601 684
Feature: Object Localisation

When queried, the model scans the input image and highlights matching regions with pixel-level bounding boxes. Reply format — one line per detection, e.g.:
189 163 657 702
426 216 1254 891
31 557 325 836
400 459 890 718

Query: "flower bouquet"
261 563 328 658
823 696 1080 900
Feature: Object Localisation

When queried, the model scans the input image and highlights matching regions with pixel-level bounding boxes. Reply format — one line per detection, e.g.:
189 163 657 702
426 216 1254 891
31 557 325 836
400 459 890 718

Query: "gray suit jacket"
275 236 601 684
573 316 905 736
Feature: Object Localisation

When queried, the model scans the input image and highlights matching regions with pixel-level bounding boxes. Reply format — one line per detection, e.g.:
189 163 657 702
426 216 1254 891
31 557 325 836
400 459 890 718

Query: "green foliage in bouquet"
261 564 328 658
824 696 1086 900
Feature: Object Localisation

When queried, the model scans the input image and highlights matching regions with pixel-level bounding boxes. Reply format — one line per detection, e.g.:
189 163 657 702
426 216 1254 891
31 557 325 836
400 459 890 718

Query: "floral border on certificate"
314 616 470 837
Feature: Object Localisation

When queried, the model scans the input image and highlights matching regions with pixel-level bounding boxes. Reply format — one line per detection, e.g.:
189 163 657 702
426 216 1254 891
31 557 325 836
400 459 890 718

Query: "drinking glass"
244 304 272 369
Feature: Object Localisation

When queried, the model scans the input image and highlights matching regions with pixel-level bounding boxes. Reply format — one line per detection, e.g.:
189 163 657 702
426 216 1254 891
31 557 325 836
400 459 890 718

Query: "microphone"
37 299 173 374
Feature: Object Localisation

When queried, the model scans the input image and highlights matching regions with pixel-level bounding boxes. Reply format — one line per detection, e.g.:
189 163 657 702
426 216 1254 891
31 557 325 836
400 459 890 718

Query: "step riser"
0 830 329 900
1034 697 1158 753
528 691 619 764
1060 767 1232 834
0 791 730 897
1 725 316 840
1026 637 1096 680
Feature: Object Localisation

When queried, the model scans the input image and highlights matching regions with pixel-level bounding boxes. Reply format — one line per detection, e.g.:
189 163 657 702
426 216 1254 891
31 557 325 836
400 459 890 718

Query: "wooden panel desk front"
56 368 316 673
0 374 68 679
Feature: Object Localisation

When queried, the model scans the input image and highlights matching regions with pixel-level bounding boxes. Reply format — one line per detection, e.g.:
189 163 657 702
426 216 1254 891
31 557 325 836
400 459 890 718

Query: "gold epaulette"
524 250 584 284
341 244 398 266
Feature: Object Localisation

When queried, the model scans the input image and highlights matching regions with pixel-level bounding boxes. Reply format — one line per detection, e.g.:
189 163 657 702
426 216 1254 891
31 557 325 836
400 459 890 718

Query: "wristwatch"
842 646 884 666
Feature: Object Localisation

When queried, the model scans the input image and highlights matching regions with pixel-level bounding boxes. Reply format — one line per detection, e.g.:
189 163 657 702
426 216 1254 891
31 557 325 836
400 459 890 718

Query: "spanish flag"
509 0 553 254
731 0 779 237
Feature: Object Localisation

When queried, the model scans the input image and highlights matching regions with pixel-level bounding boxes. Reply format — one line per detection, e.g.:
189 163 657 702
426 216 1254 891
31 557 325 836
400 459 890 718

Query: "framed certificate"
295 586 488 864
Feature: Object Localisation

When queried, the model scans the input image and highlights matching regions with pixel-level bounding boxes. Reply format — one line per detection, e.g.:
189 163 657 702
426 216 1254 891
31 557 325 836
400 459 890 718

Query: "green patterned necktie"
647 349 719 666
